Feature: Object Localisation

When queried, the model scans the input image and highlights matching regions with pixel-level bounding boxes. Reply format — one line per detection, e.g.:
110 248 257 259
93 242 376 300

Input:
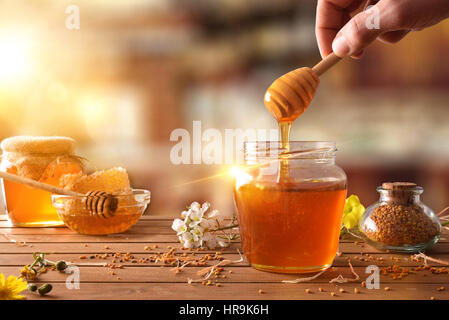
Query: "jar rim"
244 141 336 148
1 136 76 154
376 185 424 194
243 141 337 160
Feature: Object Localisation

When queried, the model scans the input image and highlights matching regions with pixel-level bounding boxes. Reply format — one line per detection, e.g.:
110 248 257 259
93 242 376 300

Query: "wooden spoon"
264 52 342 122
0 171 118 218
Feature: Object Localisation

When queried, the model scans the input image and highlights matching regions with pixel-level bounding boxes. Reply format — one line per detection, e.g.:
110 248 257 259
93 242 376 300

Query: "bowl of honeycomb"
52 167 150 235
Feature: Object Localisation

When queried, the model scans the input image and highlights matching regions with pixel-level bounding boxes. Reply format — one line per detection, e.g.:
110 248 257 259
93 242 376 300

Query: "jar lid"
1 136 76 154
381 182 418 190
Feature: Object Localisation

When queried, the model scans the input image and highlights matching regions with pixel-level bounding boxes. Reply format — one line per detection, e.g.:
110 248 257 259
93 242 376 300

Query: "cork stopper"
1 136 76 154
380 182 420 205
381 182 418 190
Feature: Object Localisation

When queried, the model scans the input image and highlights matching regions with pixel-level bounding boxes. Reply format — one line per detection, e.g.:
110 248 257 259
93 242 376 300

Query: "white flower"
172 218 187 235
188 207 204 226
202 233 217 249
184 239 200 249
180 232 193 242
209 209 220 218
190 202 201 211
174 201 238 249
183 240 192 248
200 202 210 214
181 210 189 219
206 219 219 230
218 240 230 248
188 217 204 229
199 218 212 230
191 226 204 242
209 209 224 227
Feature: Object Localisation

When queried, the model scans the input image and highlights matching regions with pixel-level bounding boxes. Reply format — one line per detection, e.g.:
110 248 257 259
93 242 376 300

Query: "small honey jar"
1 136 84 227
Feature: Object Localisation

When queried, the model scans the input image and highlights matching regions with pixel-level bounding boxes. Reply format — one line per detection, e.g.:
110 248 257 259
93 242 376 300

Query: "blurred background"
0 0 448 215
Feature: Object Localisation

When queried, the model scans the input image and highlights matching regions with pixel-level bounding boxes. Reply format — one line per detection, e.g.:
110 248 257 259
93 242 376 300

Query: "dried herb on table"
18 252 69 297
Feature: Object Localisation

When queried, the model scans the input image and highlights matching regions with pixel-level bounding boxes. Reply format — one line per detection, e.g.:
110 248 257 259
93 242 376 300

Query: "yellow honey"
0 136 84 227
55 167 143 235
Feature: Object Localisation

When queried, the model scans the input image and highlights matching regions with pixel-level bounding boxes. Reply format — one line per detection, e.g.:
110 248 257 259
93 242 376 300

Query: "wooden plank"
2 227 449 246
2 231 449 256
2 265 449 285
15 282 449 300
1 239 449 258
141 216 176 220
0 226 176 235
0 253 249 267
2 225 449 244
0 219 175 228
0 225 361 243
337 242 449 254
0 252 444 268
0 215 176 221
2 217 449 243
0 233 180 243
0 242 241 253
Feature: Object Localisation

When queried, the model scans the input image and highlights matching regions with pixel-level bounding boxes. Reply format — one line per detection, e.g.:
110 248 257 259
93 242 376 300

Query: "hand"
316 0 449 58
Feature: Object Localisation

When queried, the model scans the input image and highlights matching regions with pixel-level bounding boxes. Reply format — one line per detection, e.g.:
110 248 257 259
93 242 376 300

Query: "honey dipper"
0 171 118 218
264 52 342 122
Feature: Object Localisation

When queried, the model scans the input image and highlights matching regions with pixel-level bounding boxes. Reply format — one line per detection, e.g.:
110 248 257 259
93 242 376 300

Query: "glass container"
52 189 151 235
1 136 84 227
233 141 347 274
359 182 441 252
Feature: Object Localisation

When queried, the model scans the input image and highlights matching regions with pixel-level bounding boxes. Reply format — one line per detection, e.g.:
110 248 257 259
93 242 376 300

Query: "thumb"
332 5 385 57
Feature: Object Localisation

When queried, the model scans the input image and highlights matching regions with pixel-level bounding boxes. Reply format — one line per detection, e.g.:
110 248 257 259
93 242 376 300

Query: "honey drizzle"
278 121 292 182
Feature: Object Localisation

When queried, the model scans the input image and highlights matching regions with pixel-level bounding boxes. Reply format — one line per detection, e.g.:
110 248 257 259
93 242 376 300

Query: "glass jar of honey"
233 141 347 274
1 136 84 227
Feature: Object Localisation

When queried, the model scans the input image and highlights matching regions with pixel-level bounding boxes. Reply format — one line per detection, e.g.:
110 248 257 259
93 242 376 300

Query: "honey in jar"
233 141 347 273
1 136 84 227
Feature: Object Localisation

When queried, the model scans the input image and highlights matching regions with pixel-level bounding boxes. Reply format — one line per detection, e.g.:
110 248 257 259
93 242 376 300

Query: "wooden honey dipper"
264 53 342 122
0 171 118 218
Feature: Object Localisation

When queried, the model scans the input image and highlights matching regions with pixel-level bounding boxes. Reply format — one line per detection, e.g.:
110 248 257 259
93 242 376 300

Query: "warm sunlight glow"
230 166 253 189
79 95 113 140
229 166 241 178
0 34 34 83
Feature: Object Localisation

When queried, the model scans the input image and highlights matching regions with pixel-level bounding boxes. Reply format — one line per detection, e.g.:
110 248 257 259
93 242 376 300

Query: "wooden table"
1 215 449 300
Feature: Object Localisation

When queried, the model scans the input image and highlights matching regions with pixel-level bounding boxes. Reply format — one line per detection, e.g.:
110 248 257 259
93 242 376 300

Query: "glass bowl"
52 189 151 235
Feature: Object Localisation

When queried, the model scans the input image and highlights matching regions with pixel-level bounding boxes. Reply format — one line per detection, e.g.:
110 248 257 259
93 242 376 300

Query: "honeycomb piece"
60 167 131 194
39 156 84 186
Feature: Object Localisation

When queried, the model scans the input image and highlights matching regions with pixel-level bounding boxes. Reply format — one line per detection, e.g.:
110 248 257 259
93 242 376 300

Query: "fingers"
378 30 410 43
332 2 390 57
351 49 365 59
316 0 364 58
318 0 449 59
